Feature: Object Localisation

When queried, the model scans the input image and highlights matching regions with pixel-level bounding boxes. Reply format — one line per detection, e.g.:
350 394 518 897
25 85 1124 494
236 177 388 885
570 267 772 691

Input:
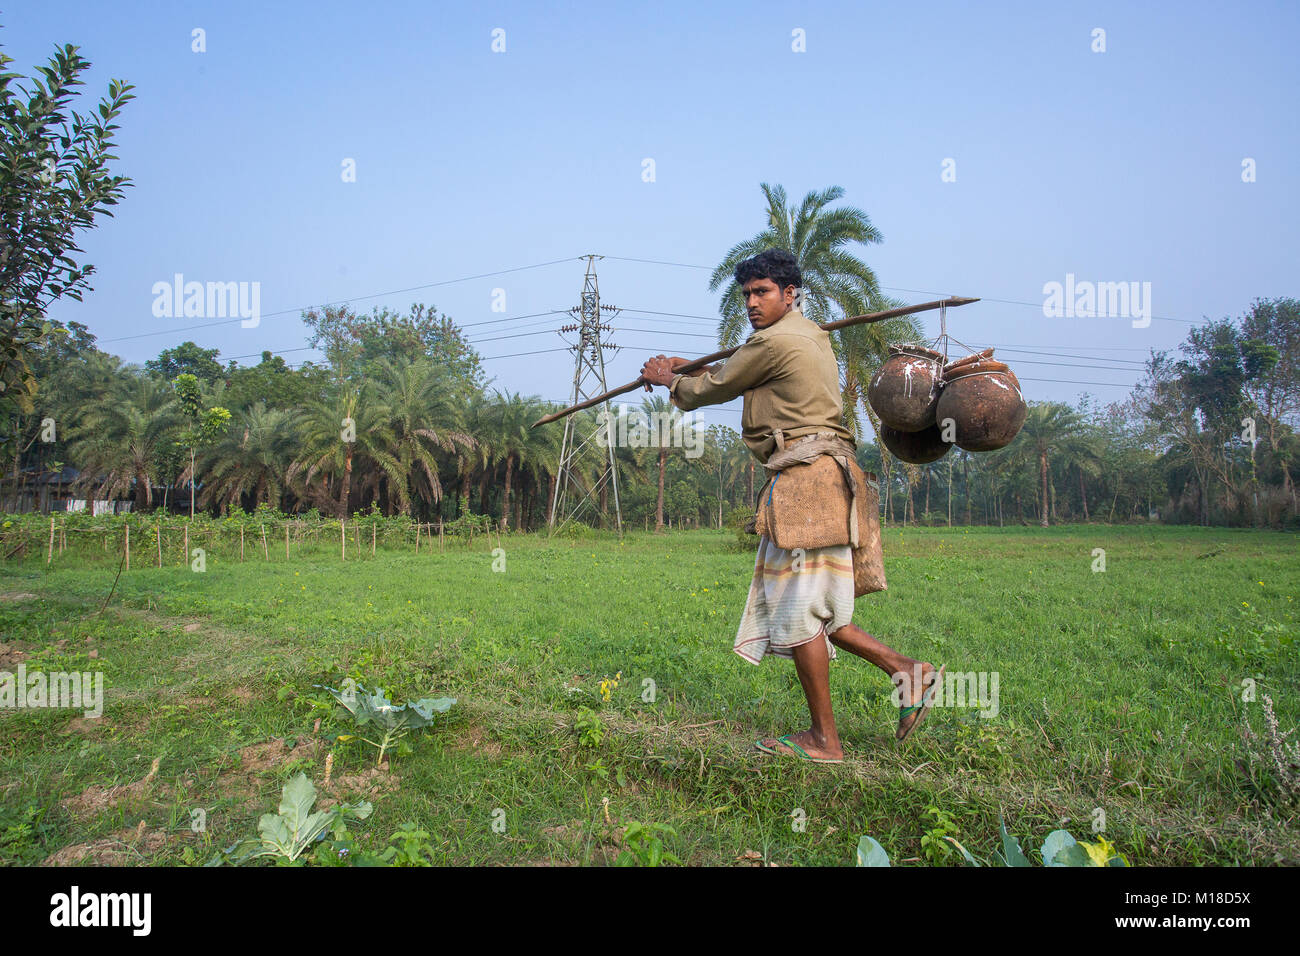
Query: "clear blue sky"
6 0 1297 430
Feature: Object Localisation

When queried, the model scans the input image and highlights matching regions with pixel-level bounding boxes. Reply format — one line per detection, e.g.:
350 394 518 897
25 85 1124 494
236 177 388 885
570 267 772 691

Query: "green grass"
1 523 1297 866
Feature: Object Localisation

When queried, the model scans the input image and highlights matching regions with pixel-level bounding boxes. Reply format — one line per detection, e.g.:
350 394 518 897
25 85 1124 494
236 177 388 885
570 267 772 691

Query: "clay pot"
934 362 1026 452
880 422 953 464
868 346 945 433
942 348 995 376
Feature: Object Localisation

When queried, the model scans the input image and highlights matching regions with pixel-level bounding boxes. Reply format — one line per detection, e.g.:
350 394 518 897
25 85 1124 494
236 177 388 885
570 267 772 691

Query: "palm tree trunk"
656 448 666 532
1039 449 1049 528
964 457 972 526
502 455 514 530
340 445 353 519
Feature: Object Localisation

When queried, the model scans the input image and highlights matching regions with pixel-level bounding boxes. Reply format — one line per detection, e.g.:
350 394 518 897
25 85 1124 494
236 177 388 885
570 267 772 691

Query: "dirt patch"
0 643 27 669
236 737 319 773
0 592 39 602
42 823 173 866
230 686 254 703
60 716 106 736
61 758 166 819
448 723 503 759
204 736 322 806
183 623 201 633
541 820 585 841
318 766 397 808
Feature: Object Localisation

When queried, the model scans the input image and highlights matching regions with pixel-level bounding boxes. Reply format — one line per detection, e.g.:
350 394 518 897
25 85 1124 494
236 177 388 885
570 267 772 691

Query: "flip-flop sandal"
896 664 945 743
759 734 844 764
753 738 777 754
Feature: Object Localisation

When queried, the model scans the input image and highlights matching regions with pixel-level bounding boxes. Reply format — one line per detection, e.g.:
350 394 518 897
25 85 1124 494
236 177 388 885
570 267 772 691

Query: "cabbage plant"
321 683 456 767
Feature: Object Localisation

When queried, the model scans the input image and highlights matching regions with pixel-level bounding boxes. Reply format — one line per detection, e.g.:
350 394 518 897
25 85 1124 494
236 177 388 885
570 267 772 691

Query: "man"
639 248 941 763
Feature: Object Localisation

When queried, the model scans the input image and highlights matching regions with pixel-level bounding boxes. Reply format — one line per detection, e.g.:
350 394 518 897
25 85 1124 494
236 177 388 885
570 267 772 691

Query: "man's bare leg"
759 632 843 761
829 622 937 736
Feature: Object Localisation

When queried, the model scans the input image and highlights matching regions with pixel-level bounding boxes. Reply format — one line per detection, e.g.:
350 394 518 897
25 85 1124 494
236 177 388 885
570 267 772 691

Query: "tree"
0 38 133 453
289 387 364 517
709 183 922 446
145 342 223 385
173 373 231 516
480 391 548 530
302 302 484 400
68 373 181 510
1016 402 1086 527
1240 297 1300 509
362 357 474 517
198 404 293 513
634 395 687 532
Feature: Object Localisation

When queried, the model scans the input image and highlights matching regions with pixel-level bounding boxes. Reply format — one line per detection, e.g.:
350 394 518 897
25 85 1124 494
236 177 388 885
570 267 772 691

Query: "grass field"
1 523 1297 866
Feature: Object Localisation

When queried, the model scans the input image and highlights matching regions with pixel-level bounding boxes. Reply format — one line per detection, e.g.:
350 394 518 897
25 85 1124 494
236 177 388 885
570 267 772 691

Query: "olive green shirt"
668 308 853 463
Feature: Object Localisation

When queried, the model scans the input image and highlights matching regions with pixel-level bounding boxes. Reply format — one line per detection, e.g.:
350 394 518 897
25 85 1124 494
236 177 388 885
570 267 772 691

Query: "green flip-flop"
897 664 945 743
755 734 844 764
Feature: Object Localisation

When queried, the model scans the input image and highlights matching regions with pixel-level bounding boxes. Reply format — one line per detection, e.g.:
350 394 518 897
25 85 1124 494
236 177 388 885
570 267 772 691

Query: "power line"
99 257 583 344
603 255 1199 325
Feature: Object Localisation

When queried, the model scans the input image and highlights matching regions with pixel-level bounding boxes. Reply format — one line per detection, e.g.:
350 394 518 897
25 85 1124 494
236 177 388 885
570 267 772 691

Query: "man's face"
742 277 796 330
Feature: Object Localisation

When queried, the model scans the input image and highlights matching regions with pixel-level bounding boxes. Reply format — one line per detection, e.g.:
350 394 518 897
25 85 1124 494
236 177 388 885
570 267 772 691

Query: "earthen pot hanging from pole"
868 345 945 433
934 359 1026 452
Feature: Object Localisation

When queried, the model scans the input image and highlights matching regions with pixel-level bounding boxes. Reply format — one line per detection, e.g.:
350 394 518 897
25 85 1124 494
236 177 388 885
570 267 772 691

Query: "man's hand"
640 354 677 390
641 355 711 391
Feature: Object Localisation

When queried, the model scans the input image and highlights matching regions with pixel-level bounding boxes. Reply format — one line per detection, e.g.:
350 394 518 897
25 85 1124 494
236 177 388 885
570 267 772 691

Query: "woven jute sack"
754 455 886 597
850 465 886 597
757 455 851 550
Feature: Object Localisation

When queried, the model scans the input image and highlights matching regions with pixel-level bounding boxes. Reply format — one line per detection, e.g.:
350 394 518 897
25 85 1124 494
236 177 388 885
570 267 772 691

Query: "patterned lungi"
733 535 855 665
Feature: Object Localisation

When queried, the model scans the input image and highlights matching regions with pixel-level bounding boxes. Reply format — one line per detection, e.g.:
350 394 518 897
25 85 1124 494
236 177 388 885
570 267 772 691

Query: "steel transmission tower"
548 255 623 535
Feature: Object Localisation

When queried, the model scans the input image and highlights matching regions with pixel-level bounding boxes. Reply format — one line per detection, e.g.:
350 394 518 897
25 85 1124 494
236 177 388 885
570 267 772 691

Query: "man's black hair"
734 248 802 291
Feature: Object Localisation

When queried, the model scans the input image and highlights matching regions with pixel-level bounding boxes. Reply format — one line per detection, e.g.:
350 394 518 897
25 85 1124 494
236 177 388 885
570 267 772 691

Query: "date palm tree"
709 183 924 440
634 395 686 532
1017 402 1087 527
364 357 474 517
199 403 298 513
68 372 183 510
289 387 364 517
480 390 549 530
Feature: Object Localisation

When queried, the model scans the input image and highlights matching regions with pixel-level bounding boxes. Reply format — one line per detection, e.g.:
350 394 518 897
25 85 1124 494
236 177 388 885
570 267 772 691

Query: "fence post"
156 523 162 568
46 515 55 565
341 518 345 562
184 522 189 564
125 523 130 571
285 523 290 560
240 525 245 561
261 523 269 561
371 522 376 556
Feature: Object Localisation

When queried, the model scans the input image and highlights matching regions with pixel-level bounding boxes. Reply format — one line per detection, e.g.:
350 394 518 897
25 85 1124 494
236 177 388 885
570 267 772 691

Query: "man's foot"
756 729 843 762
896 662 943 742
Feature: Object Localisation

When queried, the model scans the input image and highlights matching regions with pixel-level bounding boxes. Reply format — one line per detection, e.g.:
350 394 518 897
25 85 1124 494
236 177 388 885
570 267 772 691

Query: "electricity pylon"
548 255 623 535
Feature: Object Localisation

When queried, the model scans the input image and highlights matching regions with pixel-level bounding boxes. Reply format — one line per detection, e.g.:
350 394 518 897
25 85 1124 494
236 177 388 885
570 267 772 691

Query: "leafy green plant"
223 773 372 865
616 821 680 866
310 820 439 867
377 823 438 866
573 706 605 748
0 803 56 865
320 683 455 767
919 806 961 864
856 815 1128 867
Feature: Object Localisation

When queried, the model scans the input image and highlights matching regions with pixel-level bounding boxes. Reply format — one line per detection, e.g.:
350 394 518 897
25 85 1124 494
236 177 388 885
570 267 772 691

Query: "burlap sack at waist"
752 430 886 597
